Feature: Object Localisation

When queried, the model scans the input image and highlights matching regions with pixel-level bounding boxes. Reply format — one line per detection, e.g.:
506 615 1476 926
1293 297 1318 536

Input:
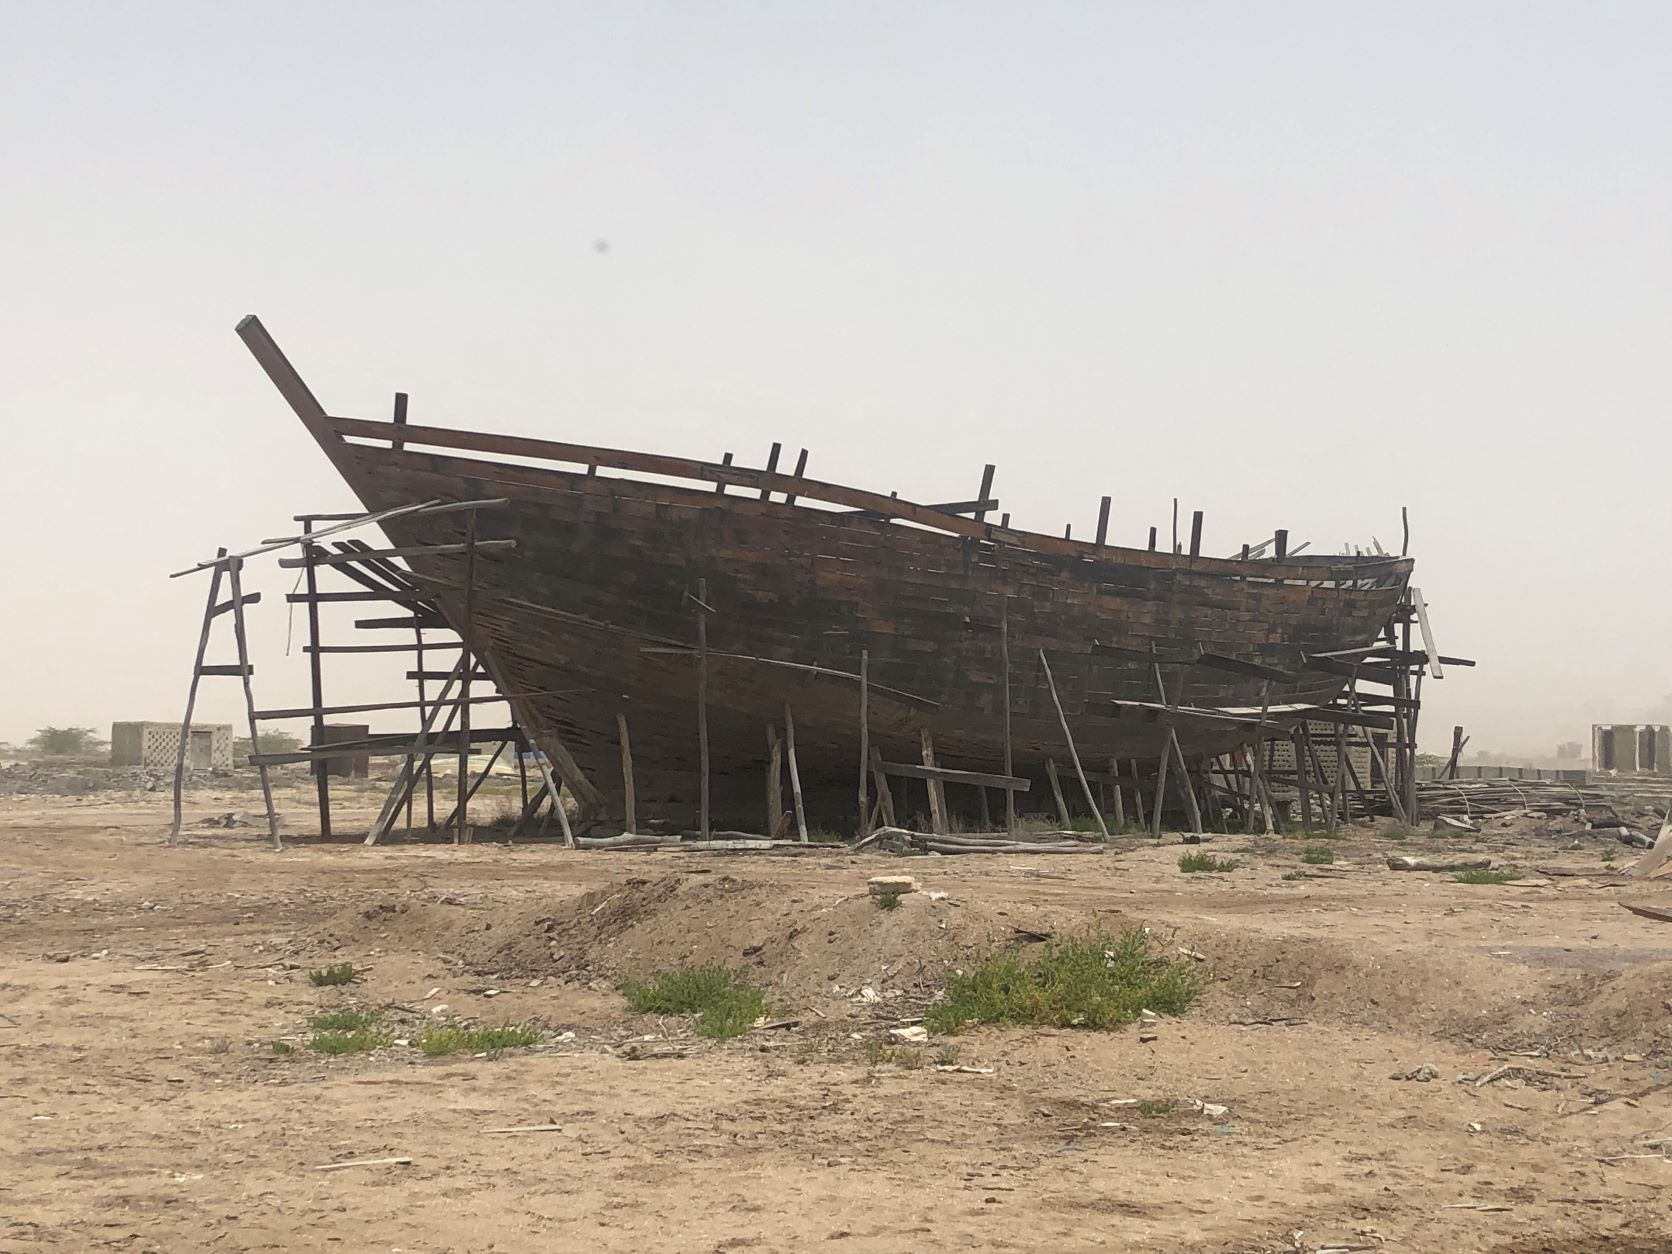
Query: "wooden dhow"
236 315 1417 833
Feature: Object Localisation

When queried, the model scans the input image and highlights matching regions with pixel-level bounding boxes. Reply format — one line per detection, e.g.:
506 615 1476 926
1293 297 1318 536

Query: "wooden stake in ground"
1106 757 1127 829
1037 649 1108 837
1129 758 1146 830
695 577 711 841
1000 600 1016 837
765 722 784 837
783 703 808 842
170 549 228 844
300 524 332 839
858 648 870 839
455 509 477 843
225 557 281 851
1045 758 1071 828
920 728 948 835
617 713 636 835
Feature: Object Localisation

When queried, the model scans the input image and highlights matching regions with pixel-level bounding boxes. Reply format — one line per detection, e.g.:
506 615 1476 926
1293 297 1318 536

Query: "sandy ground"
3 780 1672 1253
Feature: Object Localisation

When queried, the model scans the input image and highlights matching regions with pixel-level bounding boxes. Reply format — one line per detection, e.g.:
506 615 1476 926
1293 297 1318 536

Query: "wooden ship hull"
238 317 1412 830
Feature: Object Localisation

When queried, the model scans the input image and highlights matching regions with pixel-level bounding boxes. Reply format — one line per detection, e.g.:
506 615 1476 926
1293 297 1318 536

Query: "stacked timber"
858 826 1110 855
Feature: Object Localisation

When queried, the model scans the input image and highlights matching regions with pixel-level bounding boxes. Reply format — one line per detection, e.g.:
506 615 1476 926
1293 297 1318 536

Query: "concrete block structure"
1592 724 1671 777
111 722 234 772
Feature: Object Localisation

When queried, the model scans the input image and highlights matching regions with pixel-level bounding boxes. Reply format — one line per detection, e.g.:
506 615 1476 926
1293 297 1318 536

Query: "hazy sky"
4 2 1669 756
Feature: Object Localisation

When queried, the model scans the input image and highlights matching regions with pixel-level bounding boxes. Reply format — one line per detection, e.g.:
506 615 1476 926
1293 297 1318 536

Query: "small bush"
309 1027 391 1055
1280 870 1309 881
925 927 1207 1034
417 1023 541 1057
271 1040 293 1055
308 1009 379 1032
1179 852 1237 874
1137 1099 1175 1117
307 963 357 987
862 1038 925 1068
1453 869 1522 885
622 965 769 1040
874 890 903 911
1299 846 1335 866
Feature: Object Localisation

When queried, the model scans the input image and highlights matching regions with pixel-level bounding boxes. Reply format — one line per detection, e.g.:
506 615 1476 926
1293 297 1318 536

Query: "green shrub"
309 1027 390 1055
307 963 357 987
416 1023 541 1057
621 965 769 1040
1453 869 1521 885
308 1008 378 1032
1179 852 1238 873
1299 846 1335 865
925 927 1207 1034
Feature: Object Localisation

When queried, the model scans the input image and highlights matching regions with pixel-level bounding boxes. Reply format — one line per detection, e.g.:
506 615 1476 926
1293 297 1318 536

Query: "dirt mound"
1529 962 1672 1056
302 874 1025 1015
461 873 1015 1012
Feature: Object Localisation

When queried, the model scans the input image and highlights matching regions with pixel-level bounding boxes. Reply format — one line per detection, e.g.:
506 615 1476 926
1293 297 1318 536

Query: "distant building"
111 722 234 772
1592 724 1671 777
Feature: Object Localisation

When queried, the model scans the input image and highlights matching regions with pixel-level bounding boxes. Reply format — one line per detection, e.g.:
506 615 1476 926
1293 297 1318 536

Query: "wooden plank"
1038 649 1108 837
226 559 282 850
208 592 262 618
1045 758 1072 827
695 578 710 841
877 762 1031 792
276 540 515 567
1410 586 1443 679
285 590 424 604
198 663 254 677
766 723 784 838
170 552 227 843
254 689 539 721
618 713 636 835
783 703 808 842
307 641 464 654
974 464 996 523
356 615 449 630
301 524 332 839
921 728 948 835
857 649 870 841
1000 599 1016 837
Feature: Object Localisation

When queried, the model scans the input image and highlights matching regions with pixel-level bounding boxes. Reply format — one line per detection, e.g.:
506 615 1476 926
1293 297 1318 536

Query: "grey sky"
4 2 1669 755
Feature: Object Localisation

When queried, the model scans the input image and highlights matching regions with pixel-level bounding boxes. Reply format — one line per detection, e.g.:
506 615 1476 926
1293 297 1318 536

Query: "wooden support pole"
784 448 809 505
1274 529 1288 561
435 739 509 832
869 747 897 828
1000 599 1016 837
1294 728 1313 831
696 577 711 841
974 464 996 523
1151 735 1171 836
766 723 784 837
920 728 948 835
391 390 408 451
226 558 281 851
858 648 870 839
1147 526 1157 552
366 658 468 844
783 703 808 842
301 525 332 839
1129 758 1146 830
617 713 636 835
977 785 991 830
1095 496 1111 547
1301 724 1336 832
1333 721 1348 820
1038 649 1107 837
1166 728 1203 835
1171 498 1179 552
455 510 477 842
170 552 228 844
1045 758 1071 827
759 441 782 499
1106 757 1127 830
1188 510 1203 558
